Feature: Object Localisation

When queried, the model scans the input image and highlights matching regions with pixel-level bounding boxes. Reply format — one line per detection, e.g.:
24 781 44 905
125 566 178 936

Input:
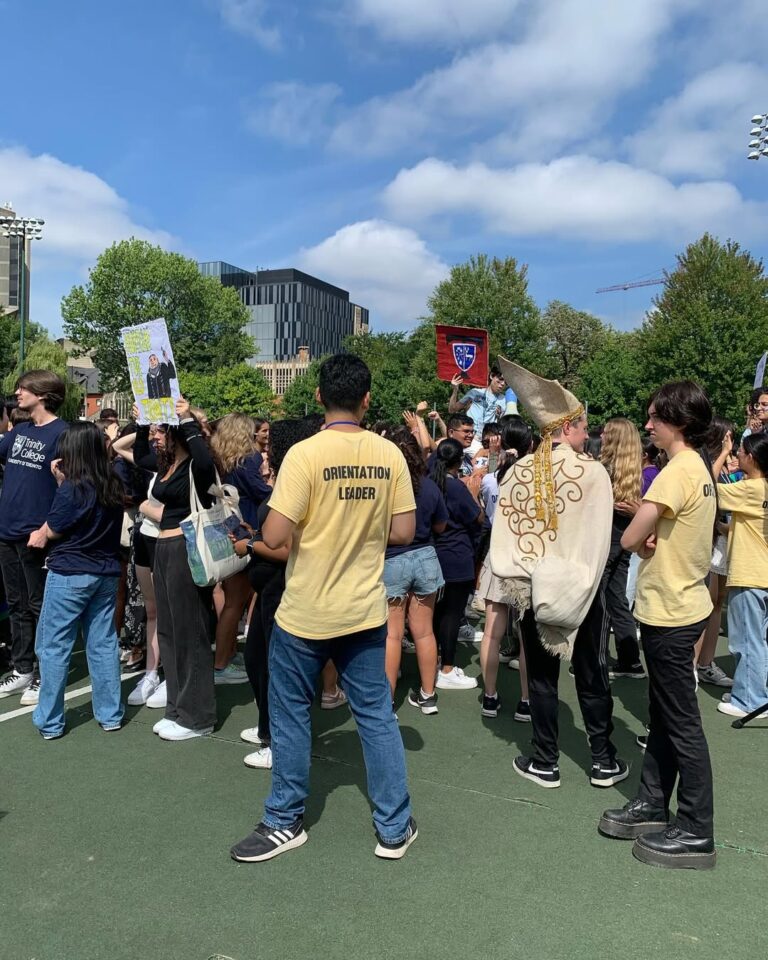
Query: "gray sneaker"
457 622 476 642
696 663 733 688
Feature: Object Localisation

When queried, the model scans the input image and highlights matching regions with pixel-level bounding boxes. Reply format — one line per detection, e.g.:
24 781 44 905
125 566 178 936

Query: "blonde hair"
600 418 642 503
210 413 258 474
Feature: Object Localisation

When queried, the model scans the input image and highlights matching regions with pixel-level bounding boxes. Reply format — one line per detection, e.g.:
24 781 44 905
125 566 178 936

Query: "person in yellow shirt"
714 432 768 720
599 381 717 871
230 354 417 865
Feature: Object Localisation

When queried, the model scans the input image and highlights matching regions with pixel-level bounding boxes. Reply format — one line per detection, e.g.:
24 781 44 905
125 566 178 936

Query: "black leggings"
244 568 284 744
602 539 640 667
434 580 474 667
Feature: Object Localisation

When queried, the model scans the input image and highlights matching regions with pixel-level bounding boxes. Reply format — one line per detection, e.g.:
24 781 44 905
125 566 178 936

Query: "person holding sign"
146 348 177 400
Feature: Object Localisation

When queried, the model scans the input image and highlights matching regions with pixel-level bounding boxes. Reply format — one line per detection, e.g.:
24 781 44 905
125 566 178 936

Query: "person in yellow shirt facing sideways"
230 353 418 865
714 432 768 721
599 381 717 871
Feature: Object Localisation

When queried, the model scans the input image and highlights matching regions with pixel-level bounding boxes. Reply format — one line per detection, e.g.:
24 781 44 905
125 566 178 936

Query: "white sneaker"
214 663 249 684
320 687 348 710
717 700 768 719
240 726 264 745
20 677 40 705
153 717 174 735
145 680 167 708
435 667 478 690
244 746 272 768
157 720 213 741
0 670 33 698
128 673 161 706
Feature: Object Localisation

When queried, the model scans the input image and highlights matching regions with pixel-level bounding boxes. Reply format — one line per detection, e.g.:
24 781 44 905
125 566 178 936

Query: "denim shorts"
383 546 445 600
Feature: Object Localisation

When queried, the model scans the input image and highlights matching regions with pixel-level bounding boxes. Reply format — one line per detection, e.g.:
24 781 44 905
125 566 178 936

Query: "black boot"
632 825 716 870
598 798 668 839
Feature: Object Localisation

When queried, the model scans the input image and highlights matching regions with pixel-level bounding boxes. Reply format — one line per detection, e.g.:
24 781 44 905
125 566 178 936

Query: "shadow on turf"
303 724 425 830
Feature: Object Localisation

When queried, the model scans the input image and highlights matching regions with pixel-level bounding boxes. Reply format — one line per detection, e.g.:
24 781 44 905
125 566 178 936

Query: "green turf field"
1 634 766 960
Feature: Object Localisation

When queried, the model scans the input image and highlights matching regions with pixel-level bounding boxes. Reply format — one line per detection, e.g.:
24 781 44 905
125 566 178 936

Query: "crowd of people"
0 355 766 870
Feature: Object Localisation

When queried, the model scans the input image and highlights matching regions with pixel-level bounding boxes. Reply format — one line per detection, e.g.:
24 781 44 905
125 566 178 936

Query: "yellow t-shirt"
634 449 716 627
716 479 768 589
269 429 416 640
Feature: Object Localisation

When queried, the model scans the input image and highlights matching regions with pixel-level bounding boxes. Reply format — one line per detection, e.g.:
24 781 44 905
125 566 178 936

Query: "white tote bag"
180 464 250 587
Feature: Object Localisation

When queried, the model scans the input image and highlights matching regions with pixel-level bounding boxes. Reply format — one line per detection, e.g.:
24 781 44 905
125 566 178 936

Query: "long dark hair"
743 432 768 475
432 438 463 495
56 422 124 508
496 416 533 485
387 426 424 495
649 380 716 534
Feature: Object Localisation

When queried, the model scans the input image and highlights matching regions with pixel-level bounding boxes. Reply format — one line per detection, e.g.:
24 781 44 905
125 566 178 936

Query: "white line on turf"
0 671 136 723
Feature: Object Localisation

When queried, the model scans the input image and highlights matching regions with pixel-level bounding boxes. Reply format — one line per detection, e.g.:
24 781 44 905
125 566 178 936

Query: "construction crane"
596 277 664 293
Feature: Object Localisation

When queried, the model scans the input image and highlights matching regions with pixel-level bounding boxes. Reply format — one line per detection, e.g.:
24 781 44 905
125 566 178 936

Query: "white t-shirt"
481 473 500 524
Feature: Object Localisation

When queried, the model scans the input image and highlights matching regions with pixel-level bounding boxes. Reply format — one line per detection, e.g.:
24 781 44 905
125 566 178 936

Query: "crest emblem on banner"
452 342 477 373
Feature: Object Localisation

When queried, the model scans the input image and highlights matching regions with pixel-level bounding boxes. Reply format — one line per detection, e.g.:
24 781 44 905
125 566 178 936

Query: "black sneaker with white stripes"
230 818 308 862
590 758 630 787
374 816 418 859
513 755 560 788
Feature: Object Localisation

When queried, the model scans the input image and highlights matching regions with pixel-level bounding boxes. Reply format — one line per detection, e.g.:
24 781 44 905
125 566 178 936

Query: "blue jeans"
33 572 124 737
264 622 412 842
727 587 768 712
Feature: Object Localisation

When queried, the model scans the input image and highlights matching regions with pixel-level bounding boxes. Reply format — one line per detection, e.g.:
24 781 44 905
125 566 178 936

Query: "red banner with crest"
435 324 489 387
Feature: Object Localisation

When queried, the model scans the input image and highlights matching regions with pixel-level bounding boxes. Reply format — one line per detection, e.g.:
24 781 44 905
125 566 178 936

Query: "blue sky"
2 0 768 338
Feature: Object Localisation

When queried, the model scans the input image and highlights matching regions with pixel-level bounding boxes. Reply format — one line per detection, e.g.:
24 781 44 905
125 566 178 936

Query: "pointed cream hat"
497 357 583 433
497 357 585 530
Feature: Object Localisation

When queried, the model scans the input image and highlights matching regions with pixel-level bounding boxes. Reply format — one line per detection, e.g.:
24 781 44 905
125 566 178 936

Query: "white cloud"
0 146 174 333
383 155 767 243
625 62 768 178
297 220 449 330
0 146 173 260
246 82 342 144
344 0 520 44
329 0 693 157
218 0 280 50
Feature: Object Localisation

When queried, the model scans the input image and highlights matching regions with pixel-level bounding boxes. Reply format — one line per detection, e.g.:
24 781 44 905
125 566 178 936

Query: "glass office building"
198 262 369 363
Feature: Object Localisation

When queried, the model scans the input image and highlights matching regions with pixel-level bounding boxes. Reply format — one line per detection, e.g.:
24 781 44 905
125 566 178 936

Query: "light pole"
748 114 768 160
0 214 44 369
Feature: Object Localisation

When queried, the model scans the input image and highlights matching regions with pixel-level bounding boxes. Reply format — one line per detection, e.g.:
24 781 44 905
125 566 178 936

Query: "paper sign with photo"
120 318 180 425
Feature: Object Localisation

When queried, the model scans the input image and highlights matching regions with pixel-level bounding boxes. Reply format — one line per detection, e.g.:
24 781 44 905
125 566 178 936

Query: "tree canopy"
61 239 254 392
179 364 274 421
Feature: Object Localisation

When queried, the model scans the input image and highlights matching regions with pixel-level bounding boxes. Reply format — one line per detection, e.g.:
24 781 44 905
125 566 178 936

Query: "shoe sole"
158 728 213 741
598 817 668 839
375 828 418 860
698 677 733 687
481 707 499 718
320 699 347 710
513 713 531 723
214 677 250 685
19 694 39 706
590 766 631 788
609 672 646 680
513 761 560 789
145 701 167 709
232 830 308 862
240 732 264 745
632 840 716 870
243 757 272 769
407 695 438 715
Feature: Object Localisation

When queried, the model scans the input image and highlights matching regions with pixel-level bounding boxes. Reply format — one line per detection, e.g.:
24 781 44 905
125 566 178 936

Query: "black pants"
0 539 47 675
638 620 713 836
434 579 474 667
244 567 284 744
602 540 640 667
520 589 616 768
153 536 216 731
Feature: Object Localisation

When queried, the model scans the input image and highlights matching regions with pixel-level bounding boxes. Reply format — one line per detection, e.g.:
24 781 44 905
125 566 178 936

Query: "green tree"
578 330 646 425
2 337 83 422
639 234 768 424
0 311 48 382
343 331 421 423
61 239 254 391
279 360 324 419
179 364 274 420
542 300 608 389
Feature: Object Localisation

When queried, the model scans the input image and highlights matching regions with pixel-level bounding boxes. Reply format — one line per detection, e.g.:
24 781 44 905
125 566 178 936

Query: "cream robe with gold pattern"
489 443 613 660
